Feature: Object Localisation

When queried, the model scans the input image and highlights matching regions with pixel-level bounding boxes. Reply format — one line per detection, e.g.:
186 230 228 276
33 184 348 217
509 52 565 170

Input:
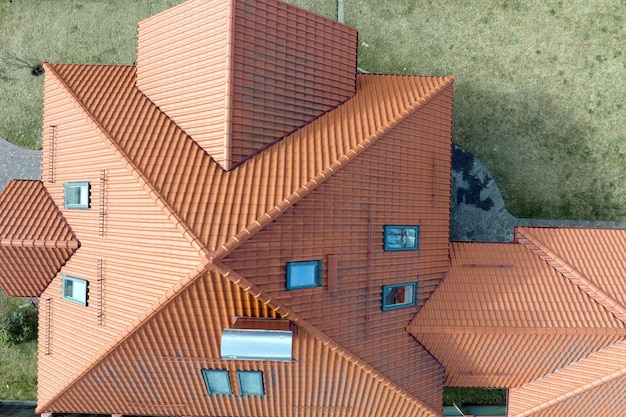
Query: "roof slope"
38 63 453 415
47 64 453 258
0 180 78 296
516 226 626 323
42 267 441 417
136 0 358 169
508 339 626 417
409 242 626 387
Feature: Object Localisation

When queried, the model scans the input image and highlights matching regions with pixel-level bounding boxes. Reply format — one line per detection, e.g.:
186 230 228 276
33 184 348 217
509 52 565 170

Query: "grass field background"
1 0 625 219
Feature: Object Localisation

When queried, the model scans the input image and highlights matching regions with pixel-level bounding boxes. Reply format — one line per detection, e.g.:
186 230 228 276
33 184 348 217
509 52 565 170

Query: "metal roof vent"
221 328 293 362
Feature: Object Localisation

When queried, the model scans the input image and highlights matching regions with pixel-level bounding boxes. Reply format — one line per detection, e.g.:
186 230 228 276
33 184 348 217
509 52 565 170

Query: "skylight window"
237 371 265 397
61 275 88 306
383 225 420 251
382 282 417 311
286 260 322 289
64 182 91 209
202 369 232 396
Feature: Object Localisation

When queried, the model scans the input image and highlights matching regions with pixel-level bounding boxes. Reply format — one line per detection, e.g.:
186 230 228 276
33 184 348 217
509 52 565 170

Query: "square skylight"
237 370 264 397
286 260 322 289
202 369 232 396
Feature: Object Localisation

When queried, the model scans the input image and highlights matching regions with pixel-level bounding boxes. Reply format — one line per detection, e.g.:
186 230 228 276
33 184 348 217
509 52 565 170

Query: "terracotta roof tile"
46 63 452 260
136 0 358 169
408 242 626 387
40 266 442 417
517 226 626 324
410 242 625 330
0 180 78 296
509 339 626 417
38 64 452 415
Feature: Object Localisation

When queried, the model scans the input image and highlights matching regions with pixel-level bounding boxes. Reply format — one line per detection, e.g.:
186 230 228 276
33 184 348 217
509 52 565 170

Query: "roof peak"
136 0 358 170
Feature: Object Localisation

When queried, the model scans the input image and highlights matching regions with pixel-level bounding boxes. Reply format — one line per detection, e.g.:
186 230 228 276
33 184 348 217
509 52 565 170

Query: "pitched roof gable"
136 0 358 170
516 226 626 325
508 339 626 417
0 180 78 296
408 242 626 388
39 263 442 417
45 63 453 260
38 64 453 415
410 242 625 332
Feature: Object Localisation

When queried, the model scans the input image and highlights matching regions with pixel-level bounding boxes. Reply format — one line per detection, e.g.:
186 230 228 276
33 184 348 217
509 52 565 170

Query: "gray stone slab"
0 136 41 192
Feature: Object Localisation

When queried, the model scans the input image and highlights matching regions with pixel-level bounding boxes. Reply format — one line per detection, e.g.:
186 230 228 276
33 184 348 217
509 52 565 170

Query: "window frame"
381 282 417 311
237 370 265 397
202 369 232 396
61 275 89 306
286 259 322 290
64 181 91 209
383 225 420 251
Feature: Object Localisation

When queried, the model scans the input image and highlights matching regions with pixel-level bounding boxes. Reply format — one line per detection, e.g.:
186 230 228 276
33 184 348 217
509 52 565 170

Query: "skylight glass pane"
237 371 264 396
64 182 90 209
62 276 88 306
202 369 232 396
221 329 293 361
382 282 417 311
286 260 321 289
383 225 420 251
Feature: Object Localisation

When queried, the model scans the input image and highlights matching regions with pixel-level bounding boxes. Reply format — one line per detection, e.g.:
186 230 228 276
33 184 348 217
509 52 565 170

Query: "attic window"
62 275 88 306
202 369 232 396
382 282 417 311
286 260 322 290
64 181 90 209
237 370 265 397
383 225 420 251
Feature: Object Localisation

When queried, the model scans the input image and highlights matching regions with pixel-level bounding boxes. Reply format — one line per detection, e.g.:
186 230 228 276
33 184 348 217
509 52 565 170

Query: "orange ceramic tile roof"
509 339 626 417
41 266 442 417
136 0 357 169
37 63 453 415
516 226 626 323
45 63 453 260
0 180 78 296
408 241 626 388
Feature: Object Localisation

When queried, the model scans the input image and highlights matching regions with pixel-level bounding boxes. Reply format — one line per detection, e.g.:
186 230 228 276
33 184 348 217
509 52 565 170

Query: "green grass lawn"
1 0 625 219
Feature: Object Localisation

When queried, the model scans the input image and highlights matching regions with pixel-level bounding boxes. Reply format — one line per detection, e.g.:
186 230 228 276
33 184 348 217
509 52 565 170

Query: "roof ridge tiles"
214 75 454 259
35 262 208 414
516 226 626 325
38 258 442 417
509 339 626 417
0 238 79 249
415 325 626 336
43 63 210 259
213 262 443 417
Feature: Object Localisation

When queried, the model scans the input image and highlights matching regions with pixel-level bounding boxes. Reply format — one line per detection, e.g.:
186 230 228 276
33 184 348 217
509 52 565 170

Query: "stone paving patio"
0 136 41 192
450 145 626 242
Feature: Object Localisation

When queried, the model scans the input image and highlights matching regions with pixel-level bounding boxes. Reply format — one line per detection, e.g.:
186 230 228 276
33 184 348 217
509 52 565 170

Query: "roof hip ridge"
516 227 626 325
35 263 208 414
214 262 443 417
214 75 455 259
42 63 209 258
510 340 626 417
412 325 626 335
0 238 79 249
